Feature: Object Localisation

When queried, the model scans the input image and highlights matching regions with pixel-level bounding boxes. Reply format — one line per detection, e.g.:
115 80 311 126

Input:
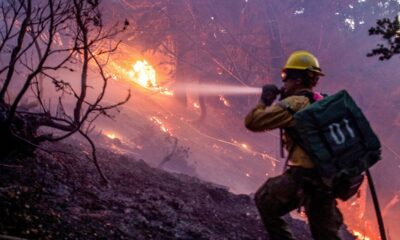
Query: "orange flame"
100 57 176 96
339 179 381 240
128 60 157 88
352 230 371 240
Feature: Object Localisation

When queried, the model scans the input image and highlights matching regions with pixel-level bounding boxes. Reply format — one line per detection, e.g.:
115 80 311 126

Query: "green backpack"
289 90 381 199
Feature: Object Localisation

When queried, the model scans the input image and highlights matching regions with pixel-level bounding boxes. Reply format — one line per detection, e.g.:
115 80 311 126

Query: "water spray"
167 83 262 96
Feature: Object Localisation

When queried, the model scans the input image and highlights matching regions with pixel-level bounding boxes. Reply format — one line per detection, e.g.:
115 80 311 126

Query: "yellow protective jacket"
244 95 315 168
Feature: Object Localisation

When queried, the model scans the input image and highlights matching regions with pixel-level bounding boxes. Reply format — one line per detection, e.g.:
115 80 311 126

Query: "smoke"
170 83 262 96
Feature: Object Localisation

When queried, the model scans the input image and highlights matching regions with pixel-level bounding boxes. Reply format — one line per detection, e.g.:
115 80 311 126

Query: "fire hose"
366 169 387 240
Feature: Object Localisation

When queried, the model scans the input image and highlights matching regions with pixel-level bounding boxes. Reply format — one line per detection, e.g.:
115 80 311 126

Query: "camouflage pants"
254 168 343 240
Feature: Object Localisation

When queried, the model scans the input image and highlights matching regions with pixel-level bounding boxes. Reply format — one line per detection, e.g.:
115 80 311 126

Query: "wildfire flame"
126 60 174 96
128 60 158 88
100 57 175 96
352 230 371 240
339 179 380 240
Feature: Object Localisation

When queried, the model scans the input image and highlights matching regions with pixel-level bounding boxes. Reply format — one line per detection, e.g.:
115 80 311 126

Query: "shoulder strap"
295 90 315 104
278 91 315 166
276 101 295 114
277 91 316 115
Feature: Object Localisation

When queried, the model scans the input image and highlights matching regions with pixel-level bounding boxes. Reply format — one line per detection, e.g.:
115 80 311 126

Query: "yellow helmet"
283 50 325 76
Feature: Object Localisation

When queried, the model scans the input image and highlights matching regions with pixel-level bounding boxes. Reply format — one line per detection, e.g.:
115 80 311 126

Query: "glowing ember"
241 143 249 149
271 160 277 167
193 103 200 109
219 95 230 107
150 116 170 134
245 173 251 177
128 60 157 88
106 133 116 139
160 88 174 96
352 230 371 240
299 210 306 219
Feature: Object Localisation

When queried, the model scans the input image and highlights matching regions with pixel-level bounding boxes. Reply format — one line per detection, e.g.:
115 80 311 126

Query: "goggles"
281 69 319 83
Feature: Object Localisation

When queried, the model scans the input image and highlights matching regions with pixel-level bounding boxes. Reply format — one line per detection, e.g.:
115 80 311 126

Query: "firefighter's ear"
310 77 319 87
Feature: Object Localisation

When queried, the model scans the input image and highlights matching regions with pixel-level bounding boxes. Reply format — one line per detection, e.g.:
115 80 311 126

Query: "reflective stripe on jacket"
244 95 314 168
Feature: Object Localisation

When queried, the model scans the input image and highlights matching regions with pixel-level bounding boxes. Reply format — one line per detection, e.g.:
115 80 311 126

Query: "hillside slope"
0 141 355 239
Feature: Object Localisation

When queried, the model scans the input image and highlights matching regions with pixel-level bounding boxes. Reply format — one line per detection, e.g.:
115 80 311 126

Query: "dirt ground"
0 140 355 240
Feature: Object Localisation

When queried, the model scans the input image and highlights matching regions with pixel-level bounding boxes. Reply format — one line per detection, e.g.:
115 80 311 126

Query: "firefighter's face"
281 72 301 96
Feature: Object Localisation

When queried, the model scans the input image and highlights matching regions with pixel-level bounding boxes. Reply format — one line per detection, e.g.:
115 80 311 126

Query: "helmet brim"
283 66 325 76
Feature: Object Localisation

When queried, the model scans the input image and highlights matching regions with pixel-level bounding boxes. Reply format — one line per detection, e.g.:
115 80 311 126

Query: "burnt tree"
0 0 129 183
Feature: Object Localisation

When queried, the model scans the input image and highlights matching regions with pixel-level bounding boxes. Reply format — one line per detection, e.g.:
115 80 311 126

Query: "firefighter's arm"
244 101 293 132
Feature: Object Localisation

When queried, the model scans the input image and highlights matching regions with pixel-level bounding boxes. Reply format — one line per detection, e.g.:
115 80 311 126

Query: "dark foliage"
368 17 400 60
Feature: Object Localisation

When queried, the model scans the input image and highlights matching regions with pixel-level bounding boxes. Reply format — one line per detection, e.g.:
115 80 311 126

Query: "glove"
260 84 280 106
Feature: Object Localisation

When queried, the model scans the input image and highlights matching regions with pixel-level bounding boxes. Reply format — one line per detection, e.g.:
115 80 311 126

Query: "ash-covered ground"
0 140 356 240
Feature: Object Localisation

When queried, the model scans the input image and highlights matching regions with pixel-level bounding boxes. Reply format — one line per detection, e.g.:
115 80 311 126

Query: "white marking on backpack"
343 118 355 138
328 118 355 145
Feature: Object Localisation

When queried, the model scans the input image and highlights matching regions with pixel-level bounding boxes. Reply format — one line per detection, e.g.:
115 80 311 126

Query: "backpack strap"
278 91 317 168
276 90 316 114
276 101 295 114
295 90 316 104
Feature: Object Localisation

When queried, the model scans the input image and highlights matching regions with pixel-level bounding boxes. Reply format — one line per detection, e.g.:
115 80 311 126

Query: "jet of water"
170 83 262 96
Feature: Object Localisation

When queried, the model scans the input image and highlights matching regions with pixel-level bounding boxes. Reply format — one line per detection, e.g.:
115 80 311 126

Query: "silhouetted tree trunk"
174 43 188 107
264 0 285 85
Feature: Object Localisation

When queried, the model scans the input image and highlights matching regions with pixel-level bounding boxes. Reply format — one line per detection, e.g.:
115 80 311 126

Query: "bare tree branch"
0 0 32 102
0 0 129 181
79 129 108 185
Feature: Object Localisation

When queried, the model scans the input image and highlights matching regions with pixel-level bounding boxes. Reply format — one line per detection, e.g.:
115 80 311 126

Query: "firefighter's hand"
260 84 280 106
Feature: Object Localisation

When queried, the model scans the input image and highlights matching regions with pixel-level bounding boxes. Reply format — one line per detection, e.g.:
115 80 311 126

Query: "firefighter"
245 50 343 240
